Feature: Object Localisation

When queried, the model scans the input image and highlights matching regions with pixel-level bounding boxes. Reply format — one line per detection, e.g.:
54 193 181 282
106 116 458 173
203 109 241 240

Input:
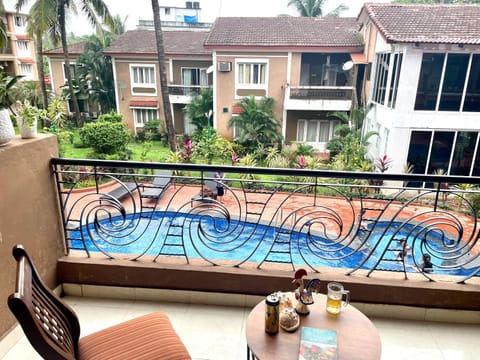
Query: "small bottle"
265 293 280 334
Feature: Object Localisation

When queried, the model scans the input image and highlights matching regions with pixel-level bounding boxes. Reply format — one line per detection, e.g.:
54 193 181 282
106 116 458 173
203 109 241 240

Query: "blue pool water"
70 211 474 276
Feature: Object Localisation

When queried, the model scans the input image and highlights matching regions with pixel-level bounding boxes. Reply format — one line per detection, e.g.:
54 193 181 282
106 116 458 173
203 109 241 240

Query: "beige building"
0 10 37 80
204 17 364 152
104 29 212 135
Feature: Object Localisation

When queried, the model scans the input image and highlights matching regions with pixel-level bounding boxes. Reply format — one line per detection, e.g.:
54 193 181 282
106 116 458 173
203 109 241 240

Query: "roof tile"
204 17 362 48
364 3 480 44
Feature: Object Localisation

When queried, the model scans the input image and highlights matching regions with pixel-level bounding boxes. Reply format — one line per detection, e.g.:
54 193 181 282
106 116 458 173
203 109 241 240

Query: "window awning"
350 53 368 64
129 100 159 108
19 58 35 64
231 105 244 114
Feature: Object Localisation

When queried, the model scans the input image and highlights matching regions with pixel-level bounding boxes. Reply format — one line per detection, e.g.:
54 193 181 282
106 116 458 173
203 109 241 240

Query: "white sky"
6 0 392 35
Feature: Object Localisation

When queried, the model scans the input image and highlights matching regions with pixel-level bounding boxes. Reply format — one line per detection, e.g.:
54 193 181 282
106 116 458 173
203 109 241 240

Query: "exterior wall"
214 52 288 139
365 38 480 173
0 136 64 345
48 56 68 97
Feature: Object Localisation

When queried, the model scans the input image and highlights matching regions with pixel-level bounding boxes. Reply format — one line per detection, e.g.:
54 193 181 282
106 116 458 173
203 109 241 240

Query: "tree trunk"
35 31 48 118
58 1 81 126
151 0 177 152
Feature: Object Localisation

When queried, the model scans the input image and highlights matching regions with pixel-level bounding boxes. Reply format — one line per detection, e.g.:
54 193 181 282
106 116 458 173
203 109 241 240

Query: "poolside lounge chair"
8 244 192 360
100 181 138 201
141 170 172 199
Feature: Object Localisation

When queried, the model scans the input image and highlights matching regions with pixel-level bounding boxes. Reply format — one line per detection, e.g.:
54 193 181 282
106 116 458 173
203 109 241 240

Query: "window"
296 119 340 151
372 53 390 105
62 63 77 80
133 108 158 127
17 41 29 52
130 65 156 95
237 62 267 86
388 53 403 108
20 63 32 74
182 68 208 86
407 130 480 179
415 53 480 112
165 7 170 15
14 16 26 27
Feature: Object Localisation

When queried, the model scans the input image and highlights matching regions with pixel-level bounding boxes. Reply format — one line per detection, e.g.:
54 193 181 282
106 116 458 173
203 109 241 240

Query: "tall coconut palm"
16 0 113 126
287 0 348 17
18 0 57 111
151 0 177 151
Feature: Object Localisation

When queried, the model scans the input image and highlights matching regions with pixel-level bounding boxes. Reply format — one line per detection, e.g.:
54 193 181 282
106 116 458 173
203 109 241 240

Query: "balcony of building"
1 136 480 359
285 53 356 112
168 84 210 104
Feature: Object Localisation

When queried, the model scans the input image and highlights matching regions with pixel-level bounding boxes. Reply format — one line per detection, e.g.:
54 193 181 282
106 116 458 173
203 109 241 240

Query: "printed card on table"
298 326 338 360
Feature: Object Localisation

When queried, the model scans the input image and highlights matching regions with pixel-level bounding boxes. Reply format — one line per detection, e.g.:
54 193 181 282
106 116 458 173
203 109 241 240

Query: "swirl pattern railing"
52 158 480 284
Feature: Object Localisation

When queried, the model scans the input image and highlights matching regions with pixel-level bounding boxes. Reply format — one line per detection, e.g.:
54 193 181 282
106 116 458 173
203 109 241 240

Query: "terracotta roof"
204 17 362 49
43 41 87 56
104 30 211 56
362 3 480 45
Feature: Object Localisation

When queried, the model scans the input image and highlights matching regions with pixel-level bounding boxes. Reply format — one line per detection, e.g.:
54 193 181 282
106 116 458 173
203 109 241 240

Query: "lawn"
59 130 171 162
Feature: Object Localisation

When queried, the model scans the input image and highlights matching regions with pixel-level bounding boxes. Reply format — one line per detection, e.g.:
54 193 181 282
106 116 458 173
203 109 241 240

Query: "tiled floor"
2 295 480 360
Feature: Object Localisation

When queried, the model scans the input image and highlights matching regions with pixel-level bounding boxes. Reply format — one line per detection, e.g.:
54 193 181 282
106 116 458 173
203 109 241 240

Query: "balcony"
284 85 354 111
1 136 480 359
168 84 210 104
3 291 480 359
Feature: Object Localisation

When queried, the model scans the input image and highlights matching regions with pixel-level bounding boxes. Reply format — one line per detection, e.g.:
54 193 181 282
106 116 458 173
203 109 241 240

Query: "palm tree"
151 0 177 152
287 0 348 17
183 87 213 134
16 0 113 126
18 0 57 111
228 95 283 152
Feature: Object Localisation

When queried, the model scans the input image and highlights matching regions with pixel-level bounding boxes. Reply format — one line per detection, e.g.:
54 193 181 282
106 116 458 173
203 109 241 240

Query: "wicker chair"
8 244 191 360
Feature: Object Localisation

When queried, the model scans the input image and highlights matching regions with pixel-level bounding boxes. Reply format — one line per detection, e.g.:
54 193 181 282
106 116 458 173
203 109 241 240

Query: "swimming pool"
70 211 476 277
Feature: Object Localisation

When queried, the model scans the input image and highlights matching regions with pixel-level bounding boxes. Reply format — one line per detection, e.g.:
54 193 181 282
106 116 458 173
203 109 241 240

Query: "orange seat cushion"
78 312 191 360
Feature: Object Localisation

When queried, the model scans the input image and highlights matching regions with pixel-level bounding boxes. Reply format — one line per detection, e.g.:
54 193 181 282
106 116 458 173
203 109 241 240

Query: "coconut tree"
151 0 177 151
16 0 113 126
287 0 348 17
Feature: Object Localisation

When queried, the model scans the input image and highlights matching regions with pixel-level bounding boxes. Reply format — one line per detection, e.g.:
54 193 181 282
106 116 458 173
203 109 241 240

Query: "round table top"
246 293 382 360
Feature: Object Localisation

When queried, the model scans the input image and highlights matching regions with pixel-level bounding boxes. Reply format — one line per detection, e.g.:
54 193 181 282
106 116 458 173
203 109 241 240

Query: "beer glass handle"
343 290 350 307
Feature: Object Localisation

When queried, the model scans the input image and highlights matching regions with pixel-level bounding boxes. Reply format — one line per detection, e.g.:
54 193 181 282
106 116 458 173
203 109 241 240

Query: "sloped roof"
204 17 362 49
104 30 211 56
362 3 480 44
44 41 87 56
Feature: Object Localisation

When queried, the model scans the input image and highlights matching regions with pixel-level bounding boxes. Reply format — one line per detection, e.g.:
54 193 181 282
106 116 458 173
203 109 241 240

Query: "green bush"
97 111 123 123
79 121 131 156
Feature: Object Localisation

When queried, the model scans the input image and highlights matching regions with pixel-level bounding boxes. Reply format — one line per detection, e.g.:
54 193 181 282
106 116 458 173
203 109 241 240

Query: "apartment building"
357 3 480 177
204 16 363 153
0 10 37 80
104 29 212 134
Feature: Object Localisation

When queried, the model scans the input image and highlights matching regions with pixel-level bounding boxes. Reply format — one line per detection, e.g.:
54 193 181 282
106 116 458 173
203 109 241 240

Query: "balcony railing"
51 158 480 284
168 85 209 97
289 86 353 101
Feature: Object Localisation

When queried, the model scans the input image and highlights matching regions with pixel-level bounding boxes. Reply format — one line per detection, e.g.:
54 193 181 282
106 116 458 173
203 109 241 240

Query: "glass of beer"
326 282 350 315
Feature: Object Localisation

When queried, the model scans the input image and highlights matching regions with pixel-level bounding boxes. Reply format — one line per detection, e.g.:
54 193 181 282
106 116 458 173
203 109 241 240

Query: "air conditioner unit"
218 62 232 72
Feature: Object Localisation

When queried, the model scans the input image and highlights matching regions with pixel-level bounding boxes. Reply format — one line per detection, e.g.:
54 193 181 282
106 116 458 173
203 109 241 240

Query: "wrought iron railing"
51 158 480 284
289 86 353 101
168 85 209 97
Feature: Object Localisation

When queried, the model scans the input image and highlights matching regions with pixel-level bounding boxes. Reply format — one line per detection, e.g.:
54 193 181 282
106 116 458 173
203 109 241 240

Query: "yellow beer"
326 296 342 314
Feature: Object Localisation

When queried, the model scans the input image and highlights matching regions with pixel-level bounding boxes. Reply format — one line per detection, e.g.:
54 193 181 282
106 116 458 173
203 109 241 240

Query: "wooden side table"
246 293 381 360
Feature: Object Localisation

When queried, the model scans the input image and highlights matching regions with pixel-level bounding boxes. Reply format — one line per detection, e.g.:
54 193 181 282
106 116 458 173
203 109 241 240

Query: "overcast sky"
6 0 392 35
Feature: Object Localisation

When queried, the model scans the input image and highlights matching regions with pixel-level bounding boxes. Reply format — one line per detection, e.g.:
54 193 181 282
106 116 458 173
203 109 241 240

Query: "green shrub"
97 111 123 123
79 121 131 156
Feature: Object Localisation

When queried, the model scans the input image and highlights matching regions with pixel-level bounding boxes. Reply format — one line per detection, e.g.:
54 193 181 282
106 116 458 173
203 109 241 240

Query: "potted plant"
15 100 46 139
0 69 22 145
